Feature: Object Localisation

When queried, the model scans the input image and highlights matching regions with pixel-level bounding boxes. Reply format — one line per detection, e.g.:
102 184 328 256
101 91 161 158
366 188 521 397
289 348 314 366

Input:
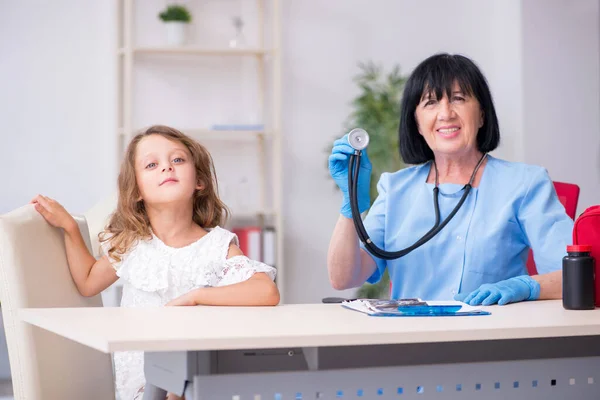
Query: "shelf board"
230 209 276 219
118 47 270 56
118 128 271 141
188 129 271 140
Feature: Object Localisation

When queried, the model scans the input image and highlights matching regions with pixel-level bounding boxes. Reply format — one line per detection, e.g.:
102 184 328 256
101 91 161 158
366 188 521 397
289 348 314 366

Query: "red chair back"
526 181 580 275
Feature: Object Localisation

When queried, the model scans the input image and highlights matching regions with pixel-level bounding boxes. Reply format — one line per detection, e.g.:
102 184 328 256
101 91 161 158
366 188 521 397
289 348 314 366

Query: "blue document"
341 298 490 317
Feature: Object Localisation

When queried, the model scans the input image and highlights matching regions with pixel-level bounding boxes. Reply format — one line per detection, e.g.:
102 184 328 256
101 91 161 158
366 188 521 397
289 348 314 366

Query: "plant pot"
165 21 187 46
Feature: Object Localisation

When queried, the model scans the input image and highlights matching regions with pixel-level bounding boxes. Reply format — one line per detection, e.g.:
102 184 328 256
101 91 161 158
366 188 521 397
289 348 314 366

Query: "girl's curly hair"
99 125 229 262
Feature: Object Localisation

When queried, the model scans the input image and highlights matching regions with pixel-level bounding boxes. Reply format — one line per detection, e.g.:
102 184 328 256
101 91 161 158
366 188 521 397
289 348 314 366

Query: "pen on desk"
322 297 356 304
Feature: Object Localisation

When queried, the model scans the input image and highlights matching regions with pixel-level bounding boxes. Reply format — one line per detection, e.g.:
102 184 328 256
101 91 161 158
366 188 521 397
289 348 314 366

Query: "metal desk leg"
142 383 167 400
143 351 193 398
144 351 210 400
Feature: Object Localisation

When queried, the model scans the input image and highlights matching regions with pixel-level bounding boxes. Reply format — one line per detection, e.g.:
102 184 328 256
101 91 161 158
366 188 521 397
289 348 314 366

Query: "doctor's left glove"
454 275 541 306
328 134 372 219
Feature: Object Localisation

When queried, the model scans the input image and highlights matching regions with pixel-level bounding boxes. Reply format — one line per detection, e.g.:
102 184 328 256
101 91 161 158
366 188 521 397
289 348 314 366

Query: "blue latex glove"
328 134 372 219
453 275 541 306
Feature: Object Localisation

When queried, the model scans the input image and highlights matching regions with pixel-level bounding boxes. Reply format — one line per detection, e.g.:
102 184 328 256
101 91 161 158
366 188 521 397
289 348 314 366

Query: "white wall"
0 0 117 215
488 1 525 162
129 0 267 215
281 0 525 303
0 0 117 381
522 0 600 213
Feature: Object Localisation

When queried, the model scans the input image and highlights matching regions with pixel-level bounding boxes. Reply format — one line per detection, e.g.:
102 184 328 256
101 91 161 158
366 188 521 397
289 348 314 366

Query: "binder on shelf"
262 227 276 267
232 226 261 261
231 225 277 267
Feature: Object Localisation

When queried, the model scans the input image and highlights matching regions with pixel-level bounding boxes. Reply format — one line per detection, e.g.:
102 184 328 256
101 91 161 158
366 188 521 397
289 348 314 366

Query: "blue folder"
341 299 491 317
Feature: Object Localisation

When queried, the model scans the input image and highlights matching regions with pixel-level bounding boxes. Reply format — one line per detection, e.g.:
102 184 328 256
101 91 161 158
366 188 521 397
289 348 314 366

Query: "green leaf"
158 4 192 23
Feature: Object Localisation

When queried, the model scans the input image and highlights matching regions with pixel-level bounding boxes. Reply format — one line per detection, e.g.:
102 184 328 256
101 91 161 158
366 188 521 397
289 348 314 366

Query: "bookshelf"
115 0 285 302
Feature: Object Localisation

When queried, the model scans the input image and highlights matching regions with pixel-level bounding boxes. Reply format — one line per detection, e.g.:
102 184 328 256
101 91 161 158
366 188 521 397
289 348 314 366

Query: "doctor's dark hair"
398 53 500 164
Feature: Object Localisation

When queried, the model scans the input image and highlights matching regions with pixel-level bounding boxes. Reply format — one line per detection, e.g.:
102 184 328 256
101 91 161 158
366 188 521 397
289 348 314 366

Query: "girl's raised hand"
31 195 77 232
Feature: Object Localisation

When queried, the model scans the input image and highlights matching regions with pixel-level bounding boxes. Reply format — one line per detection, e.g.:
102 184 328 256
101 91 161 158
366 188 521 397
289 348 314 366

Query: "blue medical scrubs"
361 155 573 300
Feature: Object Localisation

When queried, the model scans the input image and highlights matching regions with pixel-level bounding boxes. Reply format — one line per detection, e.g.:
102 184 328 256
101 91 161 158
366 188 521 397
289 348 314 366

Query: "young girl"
32 125 279 400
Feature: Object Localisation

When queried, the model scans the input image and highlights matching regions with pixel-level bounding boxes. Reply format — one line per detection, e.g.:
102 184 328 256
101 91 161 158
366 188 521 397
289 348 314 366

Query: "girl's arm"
167 244 280 306
32 195 118 297
171 272 279 306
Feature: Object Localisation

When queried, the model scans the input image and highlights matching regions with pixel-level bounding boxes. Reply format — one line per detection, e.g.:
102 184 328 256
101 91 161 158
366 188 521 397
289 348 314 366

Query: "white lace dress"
100 226 277 400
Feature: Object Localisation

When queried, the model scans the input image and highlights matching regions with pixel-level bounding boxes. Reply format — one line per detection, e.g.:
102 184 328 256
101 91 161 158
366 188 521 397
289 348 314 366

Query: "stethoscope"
347 128 487 260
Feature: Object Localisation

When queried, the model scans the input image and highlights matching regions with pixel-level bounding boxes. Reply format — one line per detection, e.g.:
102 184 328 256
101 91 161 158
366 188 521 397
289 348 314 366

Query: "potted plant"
158 4 192 46
331 61 408 299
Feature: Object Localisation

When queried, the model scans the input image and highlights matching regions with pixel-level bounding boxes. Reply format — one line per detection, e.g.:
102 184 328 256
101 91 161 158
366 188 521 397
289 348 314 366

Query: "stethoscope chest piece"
348 128 370 151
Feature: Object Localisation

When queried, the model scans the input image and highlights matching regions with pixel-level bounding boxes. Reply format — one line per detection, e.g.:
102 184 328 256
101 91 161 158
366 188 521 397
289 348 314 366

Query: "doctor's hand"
328 134 372 219
454 275 541 306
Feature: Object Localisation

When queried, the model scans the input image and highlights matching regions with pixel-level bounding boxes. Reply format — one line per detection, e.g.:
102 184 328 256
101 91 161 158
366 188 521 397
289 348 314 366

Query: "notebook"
342 298 490 317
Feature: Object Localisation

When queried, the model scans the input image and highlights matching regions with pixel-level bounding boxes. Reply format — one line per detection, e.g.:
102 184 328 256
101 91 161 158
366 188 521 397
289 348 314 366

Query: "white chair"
84 191 118 259
0 205 115 399
84 192 122 308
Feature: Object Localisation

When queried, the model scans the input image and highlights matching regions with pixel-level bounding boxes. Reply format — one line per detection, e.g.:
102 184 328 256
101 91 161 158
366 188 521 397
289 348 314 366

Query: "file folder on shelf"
341 298 490 317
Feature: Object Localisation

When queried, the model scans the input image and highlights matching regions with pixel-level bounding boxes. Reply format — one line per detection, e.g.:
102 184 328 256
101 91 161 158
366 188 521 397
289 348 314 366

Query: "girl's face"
134 134 202 207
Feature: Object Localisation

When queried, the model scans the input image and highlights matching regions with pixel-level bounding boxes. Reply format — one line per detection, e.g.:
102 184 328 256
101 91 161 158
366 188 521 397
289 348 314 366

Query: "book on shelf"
211 124 265 131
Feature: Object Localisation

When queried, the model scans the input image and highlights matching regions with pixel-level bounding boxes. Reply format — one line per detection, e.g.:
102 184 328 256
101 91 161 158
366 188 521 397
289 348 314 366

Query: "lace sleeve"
215 256 277 287
98 234 122 271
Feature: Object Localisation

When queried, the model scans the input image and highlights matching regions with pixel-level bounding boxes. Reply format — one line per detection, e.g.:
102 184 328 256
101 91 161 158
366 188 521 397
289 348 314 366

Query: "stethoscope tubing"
349 151 486 260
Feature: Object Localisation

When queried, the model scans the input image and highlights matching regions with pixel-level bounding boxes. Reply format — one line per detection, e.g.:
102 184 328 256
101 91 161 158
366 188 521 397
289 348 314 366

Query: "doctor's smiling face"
414 81 484 160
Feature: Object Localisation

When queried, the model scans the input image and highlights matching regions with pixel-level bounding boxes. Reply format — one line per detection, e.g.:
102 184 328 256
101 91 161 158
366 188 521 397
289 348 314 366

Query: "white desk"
20 300 600 400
